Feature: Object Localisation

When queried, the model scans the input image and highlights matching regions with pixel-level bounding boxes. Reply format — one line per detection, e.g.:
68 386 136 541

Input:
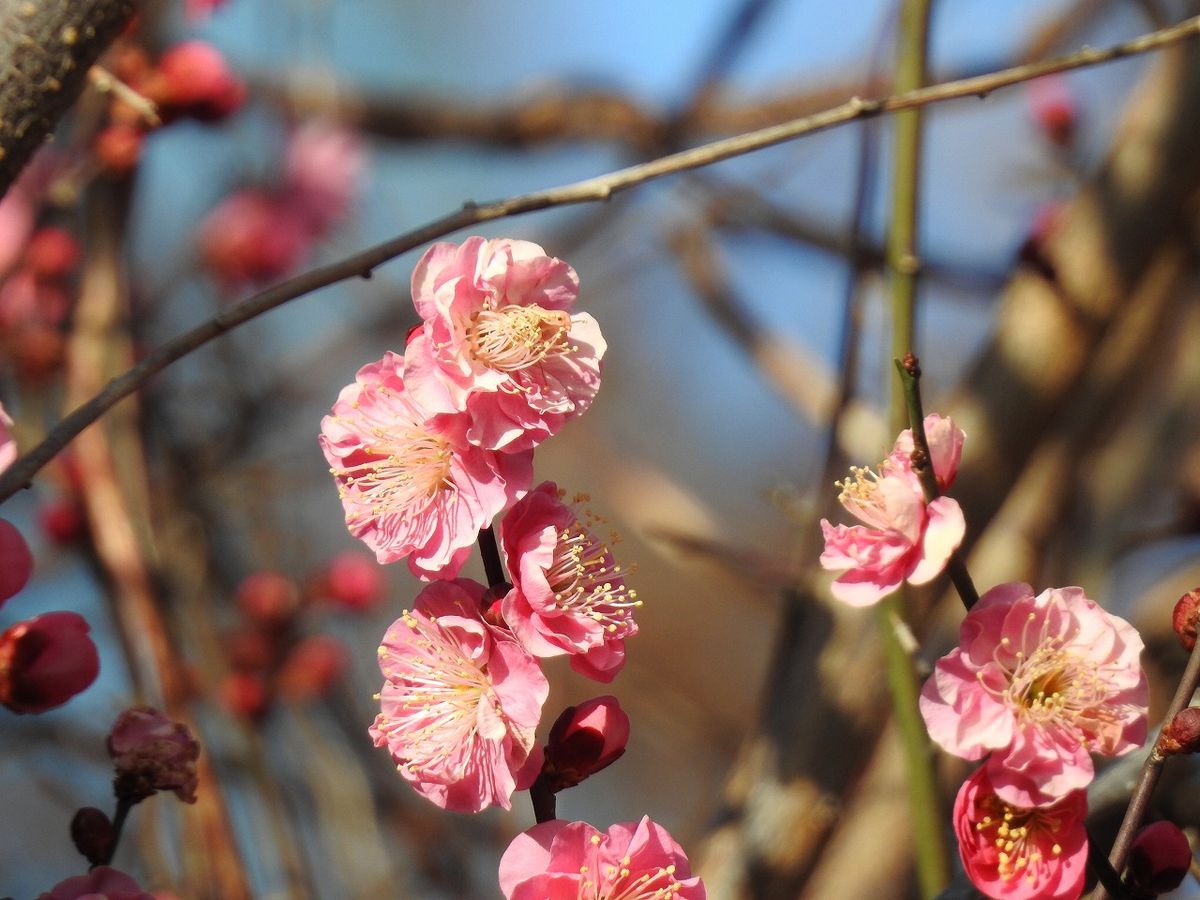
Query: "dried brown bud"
69 806 115 866
1158 706 1200 756
1171 589 1200 651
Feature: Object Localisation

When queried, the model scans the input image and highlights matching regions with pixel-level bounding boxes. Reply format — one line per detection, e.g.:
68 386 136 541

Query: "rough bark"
0 0 137 197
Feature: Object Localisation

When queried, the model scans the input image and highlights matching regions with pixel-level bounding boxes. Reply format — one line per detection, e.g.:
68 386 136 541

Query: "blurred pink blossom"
318 551 385 611
152 41 245 122
953 765 1087 900
0 401 15 473
0 611 100 713
284 121 365 235
185 0 231 21
369 579 547 812
405 237 606 451
108 706 201 804
37 866 153 900
920 582 1147 806
197 189 310 286
499 816 706 900
499 481 638 681
320 351 532 579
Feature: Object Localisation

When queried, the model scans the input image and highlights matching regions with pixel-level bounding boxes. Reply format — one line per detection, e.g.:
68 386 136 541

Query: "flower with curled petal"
320 351 532 579
404 237 605 452
954 765 1087 900
369 579 547 813
921 582 1147 807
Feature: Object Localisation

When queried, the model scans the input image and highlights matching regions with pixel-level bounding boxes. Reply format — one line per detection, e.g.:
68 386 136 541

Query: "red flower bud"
24 228 79 281
220 671 269 721
94 123 144 176
1126 821 1192 896
224 627 274 673
318 551 384 612
276 635 347 701
39 498 87 545
1172 588 1200 651
0 518 33 605
1158 706 1200 756
1028 75 1078 149
153 41 245 122
108 706 200 804
236 570 301 628
0 611 99 713
542 696 629 792
69 807 116 866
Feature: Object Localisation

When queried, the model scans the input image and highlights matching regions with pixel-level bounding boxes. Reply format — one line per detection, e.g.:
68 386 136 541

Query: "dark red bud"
0 611 100 713
1126 821 1192 896
1158 706 1200 756
0 518 33 605
70 807 116 866
542 696 629 792
1172 589 1200 652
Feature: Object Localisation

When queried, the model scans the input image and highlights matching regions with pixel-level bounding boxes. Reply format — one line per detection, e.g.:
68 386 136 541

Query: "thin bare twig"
2 13 1200 504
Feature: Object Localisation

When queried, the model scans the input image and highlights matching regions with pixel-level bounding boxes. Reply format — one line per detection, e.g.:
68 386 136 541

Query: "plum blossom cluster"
321 238 702 895
822 412 1150 899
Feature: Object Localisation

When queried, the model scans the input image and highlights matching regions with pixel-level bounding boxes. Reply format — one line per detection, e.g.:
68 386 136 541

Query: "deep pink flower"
37 866 153 900
1126 821 1193 896
499 482 638 681
0 518 32 605
153 41 245 122
921 583 1148 806
0 611 100 713
321 351 532 579
404 237 605 451
108 706 201 804
542 695 629 792
954 765 1087 900
369 579 547 812
499 816 706 900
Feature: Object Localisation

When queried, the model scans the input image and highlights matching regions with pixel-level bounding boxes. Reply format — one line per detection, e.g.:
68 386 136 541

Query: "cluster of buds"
0 224 80 381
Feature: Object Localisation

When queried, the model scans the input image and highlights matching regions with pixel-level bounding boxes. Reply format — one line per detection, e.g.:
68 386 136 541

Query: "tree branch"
2 12 1199 504
0 0 138 197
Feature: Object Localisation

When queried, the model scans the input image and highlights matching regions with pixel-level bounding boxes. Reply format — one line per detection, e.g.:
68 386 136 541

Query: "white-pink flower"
499 816 707 900
920 582 1148 807
320 351 532 580
499 481 638 682
819 414 966 606
954 765 1088 900
404 237 605 452
369 579 547 813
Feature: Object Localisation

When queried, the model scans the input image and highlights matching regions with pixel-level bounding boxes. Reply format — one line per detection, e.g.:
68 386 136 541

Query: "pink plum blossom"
819 415 967 606
320 351 532 579
953 765 1087 900
369 578 547 812
0 400 15 473
499 482 638 681
108 706 201 804
499 816 706 900
37 866 153 900
920 582 1148 807
404 237 606 451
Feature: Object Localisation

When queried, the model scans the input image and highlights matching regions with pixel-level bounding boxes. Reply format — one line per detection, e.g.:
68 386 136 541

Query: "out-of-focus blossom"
277 634 347 701
94 123 145 175
953 765 1087 900
39 497 87 545
920 582 1147 806
219 671 269 721
0 611 100 713
284 121 365 235
108 706 200 804
820 414 966 606
0 401 16 474
197 189 310 286
541 696 629 792
316 550 385 612
320 351 532 579
185 0 231 21
24 228 79 280
0 518 33 605
0 270 72 329
150 41 245 122
1028 75 1078 149
369 578 547 813
499 481 638 681
1126 821 1193 897
1172 587 1200 651
405 237 606 452
236 570 301 628
499 816 707 900
37 866 153 900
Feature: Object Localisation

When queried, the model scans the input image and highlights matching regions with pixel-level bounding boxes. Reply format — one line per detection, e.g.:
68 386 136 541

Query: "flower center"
543 509 639 637
468 303 571 372
580 837 684 899
975 796 1065 884
835 465 881 505
374 611 499 778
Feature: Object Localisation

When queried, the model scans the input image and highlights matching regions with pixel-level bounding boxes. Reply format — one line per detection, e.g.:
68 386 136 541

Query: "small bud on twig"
69 807 115 866
1157 707 1200 757
1171 588 1200 651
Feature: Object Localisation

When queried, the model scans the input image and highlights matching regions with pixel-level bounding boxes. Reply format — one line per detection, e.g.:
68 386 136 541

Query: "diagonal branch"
2 12 1200 505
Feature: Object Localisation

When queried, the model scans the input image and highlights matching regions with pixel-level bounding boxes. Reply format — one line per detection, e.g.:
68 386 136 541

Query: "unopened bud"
69 807 115 866
0 518 33 605
316 552 385 612
1172 589 1200 651
236 571 301 628
277 635 347 702
0 611 99 713
541 696 629 792
1126 820 1192 897
1158 706 1200 756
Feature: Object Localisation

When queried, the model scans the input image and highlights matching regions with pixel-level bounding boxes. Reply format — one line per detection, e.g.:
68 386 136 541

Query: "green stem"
884 1 950 896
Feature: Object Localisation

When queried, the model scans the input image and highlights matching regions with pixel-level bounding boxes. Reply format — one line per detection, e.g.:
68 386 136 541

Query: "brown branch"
0 0 138 197
2 13 1200 505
